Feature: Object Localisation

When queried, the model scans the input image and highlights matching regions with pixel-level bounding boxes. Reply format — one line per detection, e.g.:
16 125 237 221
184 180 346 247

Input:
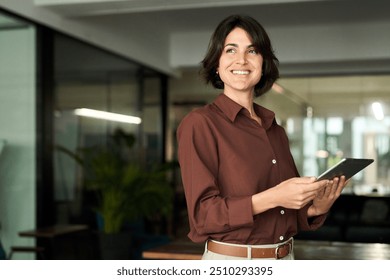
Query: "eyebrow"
224 43 256 49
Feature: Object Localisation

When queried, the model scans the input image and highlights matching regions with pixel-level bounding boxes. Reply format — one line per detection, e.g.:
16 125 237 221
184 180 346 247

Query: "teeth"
232 70 250 75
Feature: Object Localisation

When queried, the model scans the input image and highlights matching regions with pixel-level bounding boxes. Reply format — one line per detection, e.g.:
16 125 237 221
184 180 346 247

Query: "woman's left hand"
307 176 348 217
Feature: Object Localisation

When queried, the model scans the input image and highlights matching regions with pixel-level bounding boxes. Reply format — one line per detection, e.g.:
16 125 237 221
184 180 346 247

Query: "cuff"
226 196 254 229
298 204 328 231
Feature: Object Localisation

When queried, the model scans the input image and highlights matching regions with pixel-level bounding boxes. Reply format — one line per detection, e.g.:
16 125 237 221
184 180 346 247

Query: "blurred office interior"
1 0 390 259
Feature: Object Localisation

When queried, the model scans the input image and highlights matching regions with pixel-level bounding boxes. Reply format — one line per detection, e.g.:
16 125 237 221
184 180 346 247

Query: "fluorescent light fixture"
74 108 142 124
316 150 329 158
306 106 313 118
371 102 384 120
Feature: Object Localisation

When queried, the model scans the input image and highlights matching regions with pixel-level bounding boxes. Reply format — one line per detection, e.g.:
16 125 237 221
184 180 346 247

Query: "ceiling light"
316 150 329 158
306 106 313 118
74 108 142 124
371 102 384 120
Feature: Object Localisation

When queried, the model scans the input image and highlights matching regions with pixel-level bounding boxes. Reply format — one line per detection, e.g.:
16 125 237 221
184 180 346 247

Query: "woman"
177 14 347 260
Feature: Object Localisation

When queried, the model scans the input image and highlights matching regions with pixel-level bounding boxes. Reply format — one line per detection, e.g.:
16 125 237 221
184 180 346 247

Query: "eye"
225 48 236 54
248 48 258 54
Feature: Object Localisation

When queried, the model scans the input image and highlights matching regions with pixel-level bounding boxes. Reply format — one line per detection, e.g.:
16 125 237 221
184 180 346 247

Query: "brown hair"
201 14 279 97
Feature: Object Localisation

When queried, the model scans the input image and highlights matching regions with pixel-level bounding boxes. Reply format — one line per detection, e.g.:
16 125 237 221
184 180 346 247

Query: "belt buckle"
275 241 291 259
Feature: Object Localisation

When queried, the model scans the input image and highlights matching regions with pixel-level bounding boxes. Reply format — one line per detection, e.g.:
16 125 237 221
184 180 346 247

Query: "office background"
1 0 390 259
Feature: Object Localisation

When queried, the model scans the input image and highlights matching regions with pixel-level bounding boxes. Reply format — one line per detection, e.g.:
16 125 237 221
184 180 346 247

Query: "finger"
324 181 333 197
325 178 338 197
316 189 323 199
322 185 331 198
326 177 345 200
335 176 347 195
302 194 317 206
340 175 347 185
291 176 318 184
305 188 323 200
309 179 329 192
311 182 331 198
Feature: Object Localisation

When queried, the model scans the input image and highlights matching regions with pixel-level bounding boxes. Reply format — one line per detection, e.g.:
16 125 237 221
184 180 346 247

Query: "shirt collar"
213 93 277 130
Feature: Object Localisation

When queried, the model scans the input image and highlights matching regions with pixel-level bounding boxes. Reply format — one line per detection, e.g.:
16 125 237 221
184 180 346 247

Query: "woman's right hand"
273 177 329 209
251 177 329 215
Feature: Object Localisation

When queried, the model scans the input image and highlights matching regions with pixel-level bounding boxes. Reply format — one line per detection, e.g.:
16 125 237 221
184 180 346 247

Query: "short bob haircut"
201 14 279 97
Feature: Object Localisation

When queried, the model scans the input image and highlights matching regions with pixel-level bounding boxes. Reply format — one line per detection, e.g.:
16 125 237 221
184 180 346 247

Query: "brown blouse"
177 93 326 244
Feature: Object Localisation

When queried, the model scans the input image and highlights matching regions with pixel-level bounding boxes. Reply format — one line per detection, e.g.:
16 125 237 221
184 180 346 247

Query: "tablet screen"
316 158 374 181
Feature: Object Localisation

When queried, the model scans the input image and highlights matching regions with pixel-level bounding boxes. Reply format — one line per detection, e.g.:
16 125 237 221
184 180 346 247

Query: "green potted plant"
58 128 174 259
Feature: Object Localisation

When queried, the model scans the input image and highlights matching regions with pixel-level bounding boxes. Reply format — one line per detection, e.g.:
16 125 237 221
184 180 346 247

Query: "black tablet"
316 158 374 181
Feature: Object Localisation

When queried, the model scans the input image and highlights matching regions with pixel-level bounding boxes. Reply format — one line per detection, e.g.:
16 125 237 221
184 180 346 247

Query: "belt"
207 239 293 259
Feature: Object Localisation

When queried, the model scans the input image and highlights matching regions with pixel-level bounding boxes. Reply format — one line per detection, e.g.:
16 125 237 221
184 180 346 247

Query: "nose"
236 52 248 64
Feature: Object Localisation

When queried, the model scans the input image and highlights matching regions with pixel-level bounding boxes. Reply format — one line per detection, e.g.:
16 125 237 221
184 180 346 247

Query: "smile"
231 70 250 75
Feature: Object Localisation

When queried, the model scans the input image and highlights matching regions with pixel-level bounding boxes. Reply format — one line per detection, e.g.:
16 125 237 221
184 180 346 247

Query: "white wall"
271 21 390 63
3 1 390 77
170 20 390 75
0 26 36 259
0 0 174 75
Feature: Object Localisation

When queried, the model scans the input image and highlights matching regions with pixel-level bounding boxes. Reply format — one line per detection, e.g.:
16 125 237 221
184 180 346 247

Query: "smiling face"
217 27 263 96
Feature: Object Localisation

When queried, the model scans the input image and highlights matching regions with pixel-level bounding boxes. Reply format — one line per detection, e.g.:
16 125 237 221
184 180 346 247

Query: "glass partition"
0 11 37 259
285 116 390 196
53 34 167 228
265 76 390 197
256 75 390 242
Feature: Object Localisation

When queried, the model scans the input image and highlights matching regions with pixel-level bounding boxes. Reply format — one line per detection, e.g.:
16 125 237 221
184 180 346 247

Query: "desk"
18 224 89 259
295 240 390 260
142 239 390 260
19 224 88 238
142 241 203 260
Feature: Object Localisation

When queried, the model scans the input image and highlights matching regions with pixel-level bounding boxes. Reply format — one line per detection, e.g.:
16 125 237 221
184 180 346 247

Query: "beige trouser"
202 237 294 260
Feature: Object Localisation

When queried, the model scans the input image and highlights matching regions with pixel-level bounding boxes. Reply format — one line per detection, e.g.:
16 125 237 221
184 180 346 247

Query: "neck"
224 90 261 125
224 90 256 115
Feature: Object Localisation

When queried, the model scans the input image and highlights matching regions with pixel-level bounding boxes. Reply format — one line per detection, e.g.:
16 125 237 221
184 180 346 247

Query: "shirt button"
272 159 277 164
279 236 284 241
280 210 285 215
